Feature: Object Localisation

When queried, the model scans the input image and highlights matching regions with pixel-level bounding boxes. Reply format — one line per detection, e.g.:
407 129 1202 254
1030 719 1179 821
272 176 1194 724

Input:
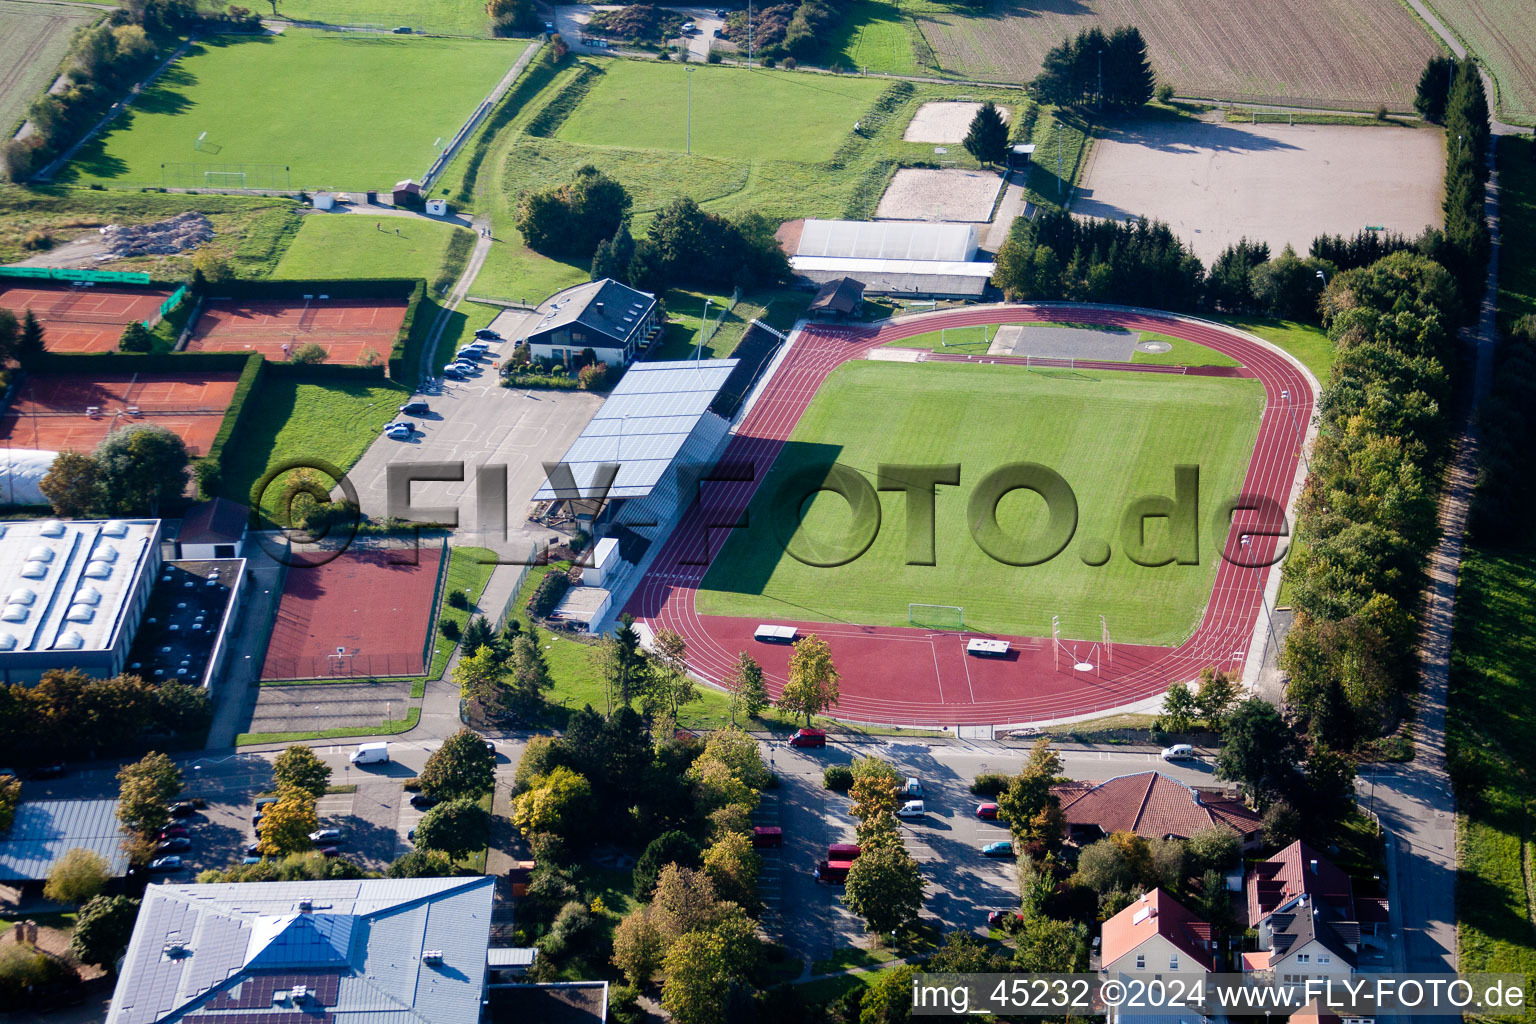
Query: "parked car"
814 859 853 884
788 728 826 749
241 856 262 865
450 361 479 375
255 796 278 810
681 21 695 32
975 802 999 820
155 837 191 854
442 366 468 380
407 829 416 843
399 401 430 415
382 419 415 434
1161 744 1196 761
309 828 344 843
903 777 923 798
392 25 411 32
410 793 438 810
895 800 925 820
148 855 184 872
988 910 1026 927
981 840 1015 858
473 328 500 340
251 811 265 825
455 347 481 361
169 802 198 818
828 843 861 862
385 425 412 441
28 762 66 779
160 826 190 840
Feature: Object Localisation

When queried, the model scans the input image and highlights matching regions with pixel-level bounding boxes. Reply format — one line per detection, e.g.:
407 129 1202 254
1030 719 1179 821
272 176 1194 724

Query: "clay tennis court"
0 371 238 455
187 298 407 364
0 283 170 352
261 545 444 680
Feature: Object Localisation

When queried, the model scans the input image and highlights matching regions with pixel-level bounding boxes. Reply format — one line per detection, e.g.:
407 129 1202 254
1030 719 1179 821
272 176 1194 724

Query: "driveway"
555 4 721 61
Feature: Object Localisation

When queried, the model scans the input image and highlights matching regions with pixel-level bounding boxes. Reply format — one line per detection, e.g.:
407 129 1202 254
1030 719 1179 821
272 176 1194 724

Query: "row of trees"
40 424 192 519
515 167 791 295
1280 250 1462 749
0 310 47 373
0 669 210 769
1031 26 1157 109
993 210 1206 311
1470 315 1536 544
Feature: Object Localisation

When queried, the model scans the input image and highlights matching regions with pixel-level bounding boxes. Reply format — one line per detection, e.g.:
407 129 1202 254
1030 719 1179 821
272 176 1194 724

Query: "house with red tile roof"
1101 889 1216 977
1052 772 1263 846
1241 842 1385 986
1246 841 1356 926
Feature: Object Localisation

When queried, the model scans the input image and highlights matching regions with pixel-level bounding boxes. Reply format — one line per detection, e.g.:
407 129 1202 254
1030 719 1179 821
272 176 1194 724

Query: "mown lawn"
275 214 466 282
1219 315 1335 386
696 359 1264 645
826 0 920 75
68 31 523 190
429 545 498 678
266 0 514 36
883 323 1242 366
220 376 411 515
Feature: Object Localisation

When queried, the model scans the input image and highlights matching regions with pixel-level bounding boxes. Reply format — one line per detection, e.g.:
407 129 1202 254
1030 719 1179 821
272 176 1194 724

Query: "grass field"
1418 0 1536 125
265 0 501 35
913 0 1437 110
221 377 411 515
695 360 1263 644
429 545 497 677
67 31 521 190
0 185 301 276
557 60 886 163
275 214 465 282
883 324 1242 366
1497 136 1536 325
1219 316 1334 386
0 0 100 137
826 0 920 76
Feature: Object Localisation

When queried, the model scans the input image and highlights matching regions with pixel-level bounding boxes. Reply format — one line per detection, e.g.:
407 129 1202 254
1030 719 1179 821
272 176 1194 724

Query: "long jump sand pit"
1075 119 1444 265
902 101 1009 143
876 168 1004 222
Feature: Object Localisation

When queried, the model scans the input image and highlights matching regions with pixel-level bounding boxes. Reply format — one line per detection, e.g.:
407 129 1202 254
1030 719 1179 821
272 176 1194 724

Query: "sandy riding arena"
876 168 1004 222
903 101 1010 143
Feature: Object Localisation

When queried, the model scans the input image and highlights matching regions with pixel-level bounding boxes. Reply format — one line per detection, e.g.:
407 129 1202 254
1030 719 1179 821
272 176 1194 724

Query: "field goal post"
909 603 964 630
939 324 990 348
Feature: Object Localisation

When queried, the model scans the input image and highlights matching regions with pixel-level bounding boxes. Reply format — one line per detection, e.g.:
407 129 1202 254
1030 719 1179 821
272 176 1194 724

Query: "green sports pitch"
67 31 527 190
694 360 1263 645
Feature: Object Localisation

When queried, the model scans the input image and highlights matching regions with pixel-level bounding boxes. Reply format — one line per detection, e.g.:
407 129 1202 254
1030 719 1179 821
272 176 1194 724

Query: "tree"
862 963 921 1024
1032 37 1079 105
69 895 139 970
612 905 667 984
1073 834 1146 894
420 727 496 801
1014 914 1089 972
1185 825 1240 874
516 164 632 260
414 797 491 859
117 321 153 353
511 765 592 837
0 775 17 832
660 910 759 1024
461 614 495 657
39 450 104 519
842 841 925 936
44 848 111 905
1193 668 1238 728
1261 800 1301 847
93 424 189 516
1194 868 1235 937
1103 25 1155 107
507 632 553 717
848 756 902 846
116 751 182 857
601 615 645 708
652 864 724 939
1414 55 1455 123
703 830 761 912
591 221 636 284
779 634 840 724
272 745 331 799
643 629 700 722
1215 698 1302 805
963 100 1008 166
723 651 768 723
1159 682 1196 732
635 830 704 899
0 309 18 366
386 848 457 878
694 726 770 790
289 342 328 363
256 790 318 856
454 644 506 718
996 738 1065 853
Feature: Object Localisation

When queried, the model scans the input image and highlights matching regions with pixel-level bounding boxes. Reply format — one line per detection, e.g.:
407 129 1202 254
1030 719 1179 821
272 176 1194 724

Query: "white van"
350 742 390 764
1160 744 1195 761
895 800 926 819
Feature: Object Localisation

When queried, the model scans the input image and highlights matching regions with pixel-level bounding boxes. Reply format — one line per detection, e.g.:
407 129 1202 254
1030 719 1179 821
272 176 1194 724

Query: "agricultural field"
0 0 101 137
65 31 523 191
1418 0 1536 125
1075 118 1445 266
263 0 499 35
915 0 1438 110
694 359 1264 644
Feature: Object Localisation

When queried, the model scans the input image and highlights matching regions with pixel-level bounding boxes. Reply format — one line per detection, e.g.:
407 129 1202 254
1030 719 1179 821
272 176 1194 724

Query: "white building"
0 518 160 684
785 219 995 297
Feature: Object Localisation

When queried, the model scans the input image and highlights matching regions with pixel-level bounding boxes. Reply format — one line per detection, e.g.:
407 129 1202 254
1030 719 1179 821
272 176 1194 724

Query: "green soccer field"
695 360 1263 645
66 31 525 190
555 59 887 164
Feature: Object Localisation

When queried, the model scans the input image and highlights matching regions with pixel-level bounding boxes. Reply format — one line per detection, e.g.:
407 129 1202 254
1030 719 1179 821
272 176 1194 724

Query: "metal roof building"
517 278 661 367
792 219 979 262
0 798 129 881
108 876 496 1024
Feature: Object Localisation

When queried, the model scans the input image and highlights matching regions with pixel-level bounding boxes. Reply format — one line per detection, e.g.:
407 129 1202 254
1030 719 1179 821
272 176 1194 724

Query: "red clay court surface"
0 283 170 353
187 298 407 364
626 304 1315 727
261 545 444 681
0 372 238 456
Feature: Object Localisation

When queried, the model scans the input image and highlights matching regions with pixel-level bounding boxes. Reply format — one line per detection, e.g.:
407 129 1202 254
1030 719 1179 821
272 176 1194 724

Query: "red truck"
814 859 855 883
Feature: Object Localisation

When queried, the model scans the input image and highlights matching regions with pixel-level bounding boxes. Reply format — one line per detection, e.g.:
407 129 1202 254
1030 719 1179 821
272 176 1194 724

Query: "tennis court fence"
260 651 426 682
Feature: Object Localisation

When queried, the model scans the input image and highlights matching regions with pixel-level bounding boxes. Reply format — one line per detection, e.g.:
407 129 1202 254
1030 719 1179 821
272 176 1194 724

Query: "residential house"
1100 889 1215 1024
518 278 660 368
1053 771 1264 847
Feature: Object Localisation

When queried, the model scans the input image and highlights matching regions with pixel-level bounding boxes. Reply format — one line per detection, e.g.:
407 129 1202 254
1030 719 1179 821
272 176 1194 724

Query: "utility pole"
1098 48 1103 109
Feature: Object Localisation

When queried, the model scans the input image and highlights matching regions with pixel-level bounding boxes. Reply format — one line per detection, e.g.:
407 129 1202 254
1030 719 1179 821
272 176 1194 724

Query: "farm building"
515 279 661 367
392 179 424 208
779 219 995 298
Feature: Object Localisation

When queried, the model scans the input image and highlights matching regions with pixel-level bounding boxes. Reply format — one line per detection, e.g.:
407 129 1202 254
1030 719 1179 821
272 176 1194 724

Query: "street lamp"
1241 534 1278 667
1098 49 1103 110
1315 269 1326 286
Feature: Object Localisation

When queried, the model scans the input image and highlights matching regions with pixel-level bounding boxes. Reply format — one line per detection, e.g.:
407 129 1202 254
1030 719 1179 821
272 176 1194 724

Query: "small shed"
173 497 248 560
581 537 620 587
392 179 424 208
312 191 336 211
1008 143 1037 170
425 197 448 217
808 276 865 319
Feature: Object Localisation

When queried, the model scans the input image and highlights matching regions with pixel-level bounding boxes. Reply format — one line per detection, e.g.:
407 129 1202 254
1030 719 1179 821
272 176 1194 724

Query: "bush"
970 772 1009 796
633 830 702 898
823 765 853 791
440 618 461 641
21 230 52 251
1156 82 1174 103
448 590 470 610
528 569 571 618
782 57 796 70
706 48 722 64
290 342 328 364
117 321 153 353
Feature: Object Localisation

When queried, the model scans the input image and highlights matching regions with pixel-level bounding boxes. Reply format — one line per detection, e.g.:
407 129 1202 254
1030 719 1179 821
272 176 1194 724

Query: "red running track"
624 305 1313 726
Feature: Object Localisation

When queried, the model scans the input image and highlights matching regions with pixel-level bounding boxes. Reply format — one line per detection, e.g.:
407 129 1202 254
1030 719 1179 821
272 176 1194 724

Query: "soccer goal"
909 603 965 630
204 170 247 188
937 324 990 351
193 131 223 155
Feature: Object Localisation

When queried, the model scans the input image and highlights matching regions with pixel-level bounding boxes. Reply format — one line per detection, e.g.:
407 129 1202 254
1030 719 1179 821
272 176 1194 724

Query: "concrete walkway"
980 170 1028 253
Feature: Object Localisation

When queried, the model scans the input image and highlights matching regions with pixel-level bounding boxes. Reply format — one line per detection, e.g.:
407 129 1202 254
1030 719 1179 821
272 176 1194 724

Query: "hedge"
390 280 431 384
265 362 387 381
26 350 254 375
528 569 571 618
199 352 266 498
